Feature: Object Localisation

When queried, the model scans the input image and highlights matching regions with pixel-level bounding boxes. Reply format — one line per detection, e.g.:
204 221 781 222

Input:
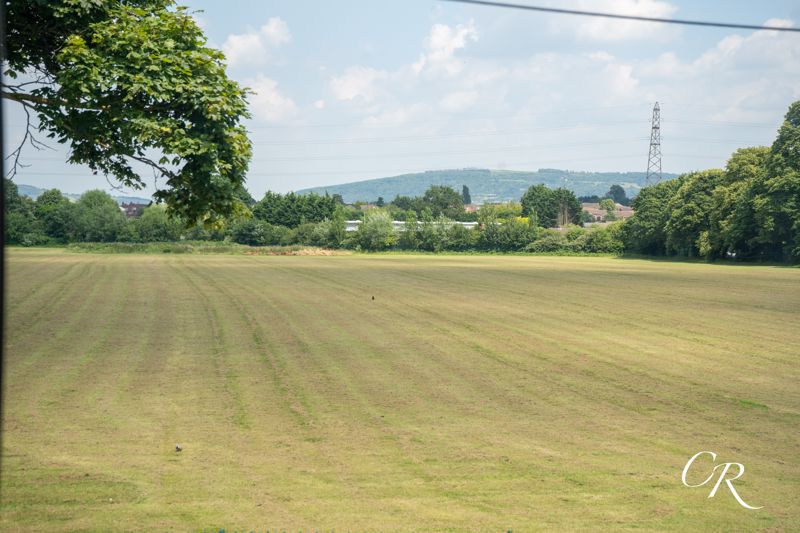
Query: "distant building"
463 204 479 213
582 202 634 223
120 202 148 218
345 220 478 232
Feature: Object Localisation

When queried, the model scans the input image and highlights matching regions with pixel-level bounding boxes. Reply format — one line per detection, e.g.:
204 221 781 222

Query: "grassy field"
2 249 799 531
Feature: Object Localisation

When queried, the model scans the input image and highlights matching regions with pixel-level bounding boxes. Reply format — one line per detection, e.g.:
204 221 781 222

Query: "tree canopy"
622 100 800 261
4 0 252 222
521 185 581 227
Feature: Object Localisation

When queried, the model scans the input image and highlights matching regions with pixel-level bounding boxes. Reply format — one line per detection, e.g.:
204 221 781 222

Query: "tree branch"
127 153 178 179
1 89 104 111
4 104 55 179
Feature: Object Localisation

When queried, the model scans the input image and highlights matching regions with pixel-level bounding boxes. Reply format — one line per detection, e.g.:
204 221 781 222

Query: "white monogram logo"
682 451 762 510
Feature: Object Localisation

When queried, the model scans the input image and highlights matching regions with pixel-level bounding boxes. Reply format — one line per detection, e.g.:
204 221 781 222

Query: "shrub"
228 218 288 246
584 223 625 253
445 224 476 251
526 229 567 252
351 210 396 251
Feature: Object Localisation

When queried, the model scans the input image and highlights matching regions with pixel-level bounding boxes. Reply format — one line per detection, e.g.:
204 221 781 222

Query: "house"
581 202 634 223
120 202 149 218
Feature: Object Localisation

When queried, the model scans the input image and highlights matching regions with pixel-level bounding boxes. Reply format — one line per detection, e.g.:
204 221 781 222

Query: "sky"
5 0 800 199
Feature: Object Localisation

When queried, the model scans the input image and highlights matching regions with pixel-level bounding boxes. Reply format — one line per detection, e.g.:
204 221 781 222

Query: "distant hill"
16 184 152 205
296 168 679 204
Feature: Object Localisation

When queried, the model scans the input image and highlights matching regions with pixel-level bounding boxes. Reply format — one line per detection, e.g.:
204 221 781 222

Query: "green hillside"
296 168 679 203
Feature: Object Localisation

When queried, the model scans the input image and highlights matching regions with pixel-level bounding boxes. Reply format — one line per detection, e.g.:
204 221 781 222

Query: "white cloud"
633 18 800 117
330 66 389 102
552 0 679 42
246 74 297 122
313 99 326 110
362 104 430 126
588 51 615 62
223 17 292 69
260 17 292 46
413 20 478 76
440 91 479 112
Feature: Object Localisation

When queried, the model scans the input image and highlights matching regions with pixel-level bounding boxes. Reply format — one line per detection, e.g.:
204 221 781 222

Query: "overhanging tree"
3 0 252 222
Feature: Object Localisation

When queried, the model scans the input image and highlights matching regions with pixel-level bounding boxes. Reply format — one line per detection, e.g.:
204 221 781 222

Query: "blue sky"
6 0 800 198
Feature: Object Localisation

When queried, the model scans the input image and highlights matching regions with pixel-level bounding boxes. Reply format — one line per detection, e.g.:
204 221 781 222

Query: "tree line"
3 177 616 254
623 101 800 262
5 101 798 262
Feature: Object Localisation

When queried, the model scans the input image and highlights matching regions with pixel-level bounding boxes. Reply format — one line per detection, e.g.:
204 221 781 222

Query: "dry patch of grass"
2 249 798 531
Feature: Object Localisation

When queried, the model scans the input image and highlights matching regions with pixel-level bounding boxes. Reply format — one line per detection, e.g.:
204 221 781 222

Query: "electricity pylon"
646 102 662 186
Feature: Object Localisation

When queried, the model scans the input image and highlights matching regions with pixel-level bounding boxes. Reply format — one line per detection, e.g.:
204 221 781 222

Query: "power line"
441 0 800 33
11 136 770 165
254 137 650 162
12 151 735 180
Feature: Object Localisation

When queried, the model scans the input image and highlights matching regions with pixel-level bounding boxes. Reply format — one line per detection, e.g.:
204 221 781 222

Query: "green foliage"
351 210 396 251
479 201 522 220
413 211 448 252
521 185 581 227
422 185 465 218
526 229 568 253
664 169 726 257
752 102 800 260
521 184 553 225
71 190 128 242
34 189 76 242
388 185 472 221
132 205 182 242
622 178 684 255
478 213 537 251
184 221 227 241
606 184 628 205
5 0 252 222
707 147 770 259
462 184 471 205
65 241 256 254
584 223 625 253
445 223 476 251
4 178 42 244
580 210 595 224
315 208 348 248
398 211 419 250
253 191 337 228
564 224 587 242
599 198 616 221
228 218 288 246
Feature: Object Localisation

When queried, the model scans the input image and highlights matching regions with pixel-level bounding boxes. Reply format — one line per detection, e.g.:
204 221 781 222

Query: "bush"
564 224 586 242
417 215 450 252
283 222 318 246
584 223 625 253
480 216 537 251
184 223 226 241
445 224 476 251
526 229 567 252
228 218 288 246
133 205 183 242
308 214 347 248
351 210 396 251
